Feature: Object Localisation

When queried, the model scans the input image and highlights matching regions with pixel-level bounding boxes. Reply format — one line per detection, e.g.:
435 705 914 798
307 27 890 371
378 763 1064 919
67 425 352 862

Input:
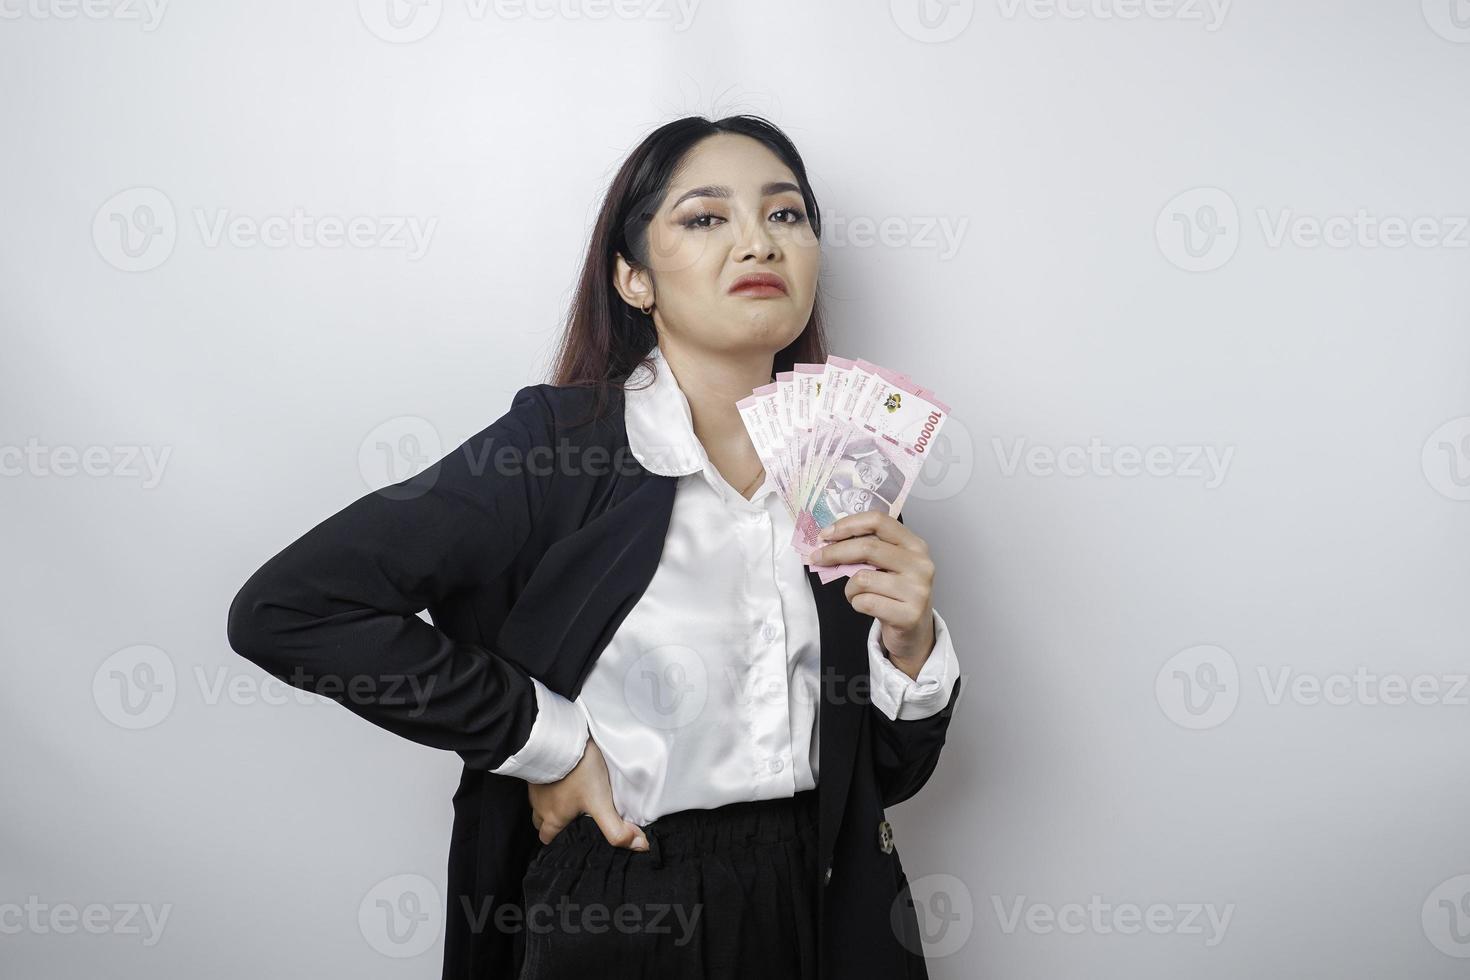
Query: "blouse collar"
622 343 777 507
622 343 707 478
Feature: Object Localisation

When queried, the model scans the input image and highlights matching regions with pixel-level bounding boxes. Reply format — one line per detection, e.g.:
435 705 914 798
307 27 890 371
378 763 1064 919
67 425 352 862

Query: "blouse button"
760 622 778 642
768 758 785 774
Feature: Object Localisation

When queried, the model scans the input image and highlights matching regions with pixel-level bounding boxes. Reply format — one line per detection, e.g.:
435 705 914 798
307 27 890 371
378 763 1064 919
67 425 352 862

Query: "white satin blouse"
489 343 960 826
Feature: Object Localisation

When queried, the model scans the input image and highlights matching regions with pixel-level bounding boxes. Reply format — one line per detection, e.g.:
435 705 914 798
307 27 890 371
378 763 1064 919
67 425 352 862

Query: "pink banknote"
737 354 949 583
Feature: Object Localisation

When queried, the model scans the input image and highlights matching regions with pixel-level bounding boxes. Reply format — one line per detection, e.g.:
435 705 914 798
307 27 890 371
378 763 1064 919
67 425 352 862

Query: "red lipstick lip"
729 273 788 295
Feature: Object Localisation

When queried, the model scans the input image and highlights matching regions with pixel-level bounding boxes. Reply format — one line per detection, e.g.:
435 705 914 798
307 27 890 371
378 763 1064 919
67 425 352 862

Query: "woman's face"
618 133 821 358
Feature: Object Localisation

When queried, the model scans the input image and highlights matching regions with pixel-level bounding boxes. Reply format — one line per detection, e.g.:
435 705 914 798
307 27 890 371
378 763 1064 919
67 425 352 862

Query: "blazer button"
878 819 894 854
823 864 833 886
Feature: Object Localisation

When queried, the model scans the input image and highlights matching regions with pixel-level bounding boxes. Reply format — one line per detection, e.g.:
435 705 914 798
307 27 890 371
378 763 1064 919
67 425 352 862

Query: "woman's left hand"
810 512 936 678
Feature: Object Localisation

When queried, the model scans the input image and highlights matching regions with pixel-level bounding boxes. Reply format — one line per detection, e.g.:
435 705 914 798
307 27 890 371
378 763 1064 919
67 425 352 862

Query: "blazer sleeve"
225 384 555 773
869 678 961 808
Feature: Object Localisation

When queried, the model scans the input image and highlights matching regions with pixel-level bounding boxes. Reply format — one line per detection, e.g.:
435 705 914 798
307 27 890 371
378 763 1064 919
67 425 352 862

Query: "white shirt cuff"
488 676 589 783
868 608 959 721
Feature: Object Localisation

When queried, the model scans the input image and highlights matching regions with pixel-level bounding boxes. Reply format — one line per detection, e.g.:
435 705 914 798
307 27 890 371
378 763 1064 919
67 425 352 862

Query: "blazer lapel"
495 473 678 697
809 566 866 881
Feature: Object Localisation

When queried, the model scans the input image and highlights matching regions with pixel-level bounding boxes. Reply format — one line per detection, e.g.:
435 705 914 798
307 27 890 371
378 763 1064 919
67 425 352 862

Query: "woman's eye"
681 206 806 230
682 211 723 229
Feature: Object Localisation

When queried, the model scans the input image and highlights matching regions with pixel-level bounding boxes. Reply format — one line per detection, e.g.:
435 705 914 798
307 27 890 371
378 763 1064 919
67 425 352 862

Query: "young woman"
228 114 961 980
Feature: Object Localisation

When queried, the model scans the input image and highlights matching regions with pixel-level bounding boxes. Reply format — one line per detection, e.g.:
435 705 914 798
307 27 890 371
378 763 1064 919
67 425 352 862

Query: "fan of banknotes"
737 355 950 584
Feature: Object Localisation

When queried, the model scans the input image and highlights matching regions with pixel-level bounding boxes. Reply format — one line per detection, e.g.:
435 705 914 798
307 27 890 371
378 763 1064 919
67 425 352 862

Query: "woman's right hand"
527 736 649 851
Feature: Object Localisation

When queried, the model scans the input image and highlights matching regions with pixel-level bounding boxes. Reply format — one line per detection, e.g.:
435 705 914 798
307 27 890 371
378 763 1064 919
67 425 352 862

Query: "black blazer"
227 380 961 979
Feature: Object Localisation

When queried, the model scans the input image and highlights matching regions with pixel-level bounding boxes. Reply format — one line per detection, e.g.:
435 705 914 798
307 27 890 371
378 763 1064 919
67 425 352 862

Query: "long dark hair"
548 114 828 427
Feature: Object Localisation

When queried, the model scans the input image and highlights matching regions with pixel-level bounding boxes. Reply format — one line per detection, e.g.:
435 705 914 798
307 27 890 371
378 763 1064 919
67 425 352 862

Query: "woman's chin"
731 307 803 341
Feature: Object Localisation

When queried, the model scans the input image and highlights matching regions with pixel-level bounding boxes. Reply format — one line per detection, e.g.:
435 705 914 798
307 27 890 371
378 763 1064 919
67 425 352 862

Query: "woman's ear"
611 252 652 311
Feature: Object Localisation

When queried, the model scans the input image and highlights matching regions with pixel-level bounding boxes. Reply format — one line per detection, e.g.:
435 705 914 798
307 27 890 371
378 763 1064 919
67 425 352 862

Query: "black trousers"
517 789 819 979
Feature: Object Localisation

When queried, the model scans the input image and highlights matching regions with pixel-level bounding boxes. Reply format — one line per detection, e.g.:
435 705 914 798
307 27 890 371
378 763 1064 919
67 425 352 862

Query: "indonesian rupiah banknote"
737 354 950 583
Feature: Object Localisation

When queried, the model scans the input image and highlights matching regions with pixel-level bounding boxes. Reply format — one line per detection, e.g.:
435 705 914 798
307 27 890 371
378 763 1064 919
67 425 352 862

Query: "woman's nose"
734 213 779 260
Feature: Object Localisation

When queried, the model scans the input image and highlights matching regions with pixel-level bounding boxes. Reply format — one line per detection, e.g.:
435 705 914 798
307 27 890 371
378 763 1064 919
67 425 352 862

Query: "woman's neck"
659 340 773 495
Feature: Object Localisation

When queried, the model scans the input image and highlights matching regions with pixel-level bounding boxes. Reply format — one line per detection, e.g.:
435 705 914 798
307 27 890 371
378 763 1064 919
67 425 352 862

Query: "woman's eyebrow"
669 181 801 209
